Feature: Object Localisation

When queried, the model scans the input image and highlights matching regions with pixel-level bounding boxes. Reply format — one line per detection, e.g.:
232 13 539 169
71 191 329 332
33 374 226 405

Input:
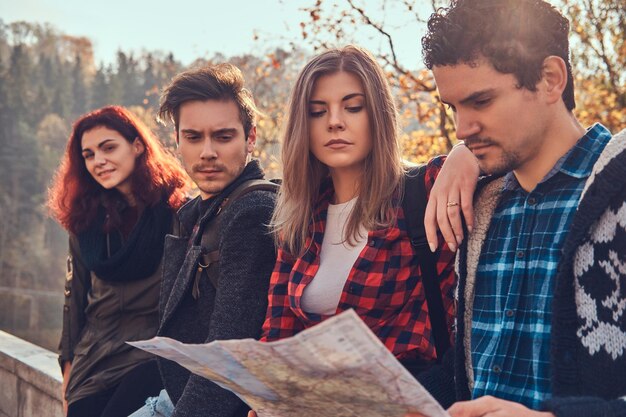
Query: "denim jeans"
128 389 174 417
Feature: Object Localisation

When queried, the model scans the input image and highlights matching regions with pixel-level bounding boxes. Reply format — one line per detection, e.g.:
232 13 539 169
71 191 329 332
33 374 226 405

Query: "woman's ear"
540 56 568 105
132 137 145 156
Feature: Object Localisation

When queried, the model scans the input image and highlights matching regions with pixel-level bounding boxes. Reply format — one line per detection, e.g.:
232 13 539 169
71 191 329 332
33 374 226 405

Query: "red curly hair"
48 106 190 234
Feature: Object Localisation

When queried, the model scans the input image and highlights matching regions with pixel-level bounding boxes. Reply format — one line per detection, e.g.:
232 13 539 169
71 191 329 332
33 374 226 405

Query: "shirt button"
528 197 537 206
516 250 525 259
492 365 502 374
505 309 514 318
368 239 376 247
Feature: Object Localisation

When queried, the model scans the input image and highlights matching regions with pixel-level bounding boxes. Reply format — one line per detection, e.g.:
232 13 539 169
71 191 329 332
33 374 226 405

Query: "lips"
325 139 352 147
196 168 221 174
467 143 492 152
97 169 115 177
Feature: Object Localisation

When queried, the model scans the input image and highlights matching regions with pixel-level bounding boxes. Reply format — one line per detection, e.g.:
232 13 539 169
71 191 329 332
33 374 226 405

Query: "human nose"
454 111 480 140
200 138 218 160
94 152 106 166
327 107 345 132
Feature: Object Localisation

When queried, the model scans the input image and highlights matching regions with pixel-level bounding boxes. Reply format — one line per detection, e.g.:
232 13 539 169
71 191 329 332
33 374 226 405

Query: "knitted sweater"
418 128 626 417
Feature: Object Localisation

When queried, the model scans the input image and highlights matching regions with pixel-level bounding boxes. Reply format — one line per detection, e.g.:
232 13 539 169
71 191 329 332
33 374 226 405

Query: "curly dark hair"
422 0 575 110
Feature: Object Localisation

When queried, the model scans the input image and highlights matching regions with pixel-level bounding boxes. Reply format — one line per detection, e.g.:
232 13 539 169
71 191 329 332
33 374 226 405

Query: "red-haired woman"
48 106 189 417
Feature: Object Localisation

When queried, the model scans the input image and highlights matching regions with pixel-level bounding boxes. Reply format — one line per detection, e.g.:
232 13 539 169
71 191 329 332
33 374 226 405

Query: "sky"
1 0 431 68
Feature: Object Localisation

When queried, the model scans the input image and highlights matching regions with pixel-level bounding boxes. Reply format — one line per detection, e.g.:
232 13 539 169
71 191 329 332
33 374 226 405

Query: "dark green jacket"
59 233 162 404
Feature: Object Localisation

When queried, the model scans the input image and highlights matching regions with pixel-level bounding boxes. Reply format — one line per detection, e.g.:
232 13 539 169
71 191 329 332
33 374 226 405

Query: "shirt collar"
502 123 612 191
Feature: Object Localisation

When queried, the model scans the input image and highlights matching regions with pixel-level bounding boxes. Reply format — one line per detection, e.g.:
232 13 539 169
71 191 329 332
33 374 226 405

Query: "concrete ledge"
0 330 62 417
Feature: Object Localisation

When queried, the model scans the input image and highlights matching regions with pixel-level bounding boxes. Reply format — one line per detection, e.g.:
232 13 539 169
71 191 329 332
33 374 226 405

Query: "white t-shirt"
301 198 368 315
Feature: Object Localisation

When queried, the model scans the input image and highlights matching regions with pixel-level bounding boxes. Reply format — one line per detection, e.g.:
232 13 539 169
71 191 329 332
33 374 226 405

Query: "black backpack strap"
194 179 280 296
402 165 451 362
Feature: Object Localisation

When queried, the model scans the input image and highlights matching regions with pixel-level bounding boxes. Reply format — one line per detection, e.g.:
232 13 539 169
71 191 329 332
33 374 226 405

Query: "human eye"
216 134 233 141
184 134 200 142
309 109 326 118
346 105 363 113
103 144 116 152
473 97 491 108
82 152 93 160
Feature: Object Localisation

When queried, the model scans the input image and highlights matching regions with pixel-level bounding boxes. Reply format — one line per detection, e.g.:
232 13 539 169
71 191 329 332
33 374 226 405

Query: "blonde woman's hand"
425 143 479 253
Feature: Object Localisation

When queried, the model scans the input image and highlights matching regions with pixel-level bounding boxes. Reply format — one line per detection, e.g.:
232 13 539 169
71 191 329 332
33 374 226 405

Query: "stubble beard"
478 148 523 176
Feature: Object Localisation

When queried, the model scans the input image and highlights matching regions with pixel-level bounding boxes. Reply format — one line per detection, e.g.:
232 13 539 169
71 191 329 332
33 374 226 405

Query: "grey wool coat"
157 162 277 417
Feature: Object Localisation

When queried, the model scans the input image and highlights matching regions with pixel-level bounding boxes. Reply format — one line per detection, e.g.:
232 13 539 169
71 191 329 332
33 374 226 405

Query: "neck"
514 112 586 192
329 167 361 204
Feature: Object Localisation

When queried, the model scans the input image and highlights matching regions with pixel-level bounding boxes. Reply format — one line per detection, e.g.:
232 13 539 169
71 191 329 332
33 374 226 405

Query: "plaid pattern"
471 124 612 409
261 157 456 361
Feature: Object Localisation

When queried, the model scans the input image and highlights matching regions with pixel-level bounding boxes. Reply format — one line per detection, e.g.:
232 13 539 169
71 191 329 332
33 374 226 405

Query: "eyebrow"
82 139 115 153
459 88 496 105
179 128 239 137
211 128 238 137
309 92 365 105
180 128 201 136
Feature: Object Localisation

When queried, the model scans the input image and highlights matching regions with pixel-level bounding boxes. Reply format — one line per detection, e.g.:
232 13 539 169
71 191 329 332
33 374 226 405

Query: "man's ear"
541 56 568 105
246 125 257 154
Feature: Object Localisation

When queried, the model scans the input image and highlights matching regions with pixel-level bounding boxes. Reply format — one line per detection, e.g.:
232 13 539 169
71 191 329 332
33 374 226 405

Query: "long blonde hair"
272 45 404 255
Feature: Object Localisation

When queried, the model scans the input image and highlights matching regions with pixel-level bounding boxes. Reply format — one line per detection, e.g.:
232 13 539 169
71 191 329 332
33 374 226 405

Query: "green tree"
71 52 89 116
91 63 110 108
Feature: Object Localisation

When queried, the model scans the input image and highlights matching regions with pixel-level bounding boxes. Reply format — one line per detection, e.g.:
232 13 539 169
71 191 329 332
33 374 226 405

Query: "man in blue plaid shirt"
409 1 626 417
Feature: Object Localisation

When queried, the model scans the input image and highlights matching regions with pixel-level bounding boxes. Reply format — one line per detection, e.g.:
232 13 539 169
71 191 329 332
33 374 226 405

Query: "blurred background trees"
296 0 625 162
0 0 623 349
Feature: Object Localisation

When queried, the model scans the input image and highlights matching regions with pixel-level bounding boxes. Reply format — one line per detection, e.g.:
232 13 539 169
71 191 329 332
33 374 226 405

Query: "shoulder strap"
402 165 451 362
197 179 280 290
221 179 280 208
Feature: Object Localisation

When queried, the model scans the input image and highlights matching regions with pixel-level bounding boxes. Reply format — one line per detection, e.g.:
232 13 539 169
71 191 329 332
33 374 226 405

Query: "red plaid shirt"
260 156 456 361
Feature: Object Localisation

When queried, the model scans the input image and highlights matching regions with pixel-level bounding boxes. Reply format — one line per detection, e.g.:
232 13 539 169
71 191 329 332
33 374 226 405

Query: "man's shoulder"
218 186 277 246
223 179 279 214
217 181 278 233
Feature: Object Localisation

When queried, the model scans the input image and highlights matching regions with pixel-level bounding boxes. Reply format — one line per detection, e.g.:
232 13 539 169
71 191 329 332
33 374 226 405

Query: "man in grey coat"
131 63 277 417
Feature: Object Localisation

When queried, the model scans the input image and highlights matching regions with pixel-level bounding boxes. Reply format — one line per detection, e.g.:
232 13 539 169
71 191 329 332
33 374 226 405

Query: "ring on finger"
446 201 460 208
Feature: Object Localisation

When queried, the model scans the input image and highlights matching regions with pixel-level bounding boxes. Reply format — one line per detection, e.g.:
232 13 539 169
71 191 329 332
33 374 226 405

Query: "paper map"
129 309 449 417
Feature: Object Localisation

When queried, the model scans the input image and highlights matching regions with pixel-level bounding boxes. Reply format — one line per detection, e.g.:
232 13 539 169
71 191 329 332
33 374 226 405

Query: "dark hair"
48 106 189 234
158 63 258 138
422 0 575 110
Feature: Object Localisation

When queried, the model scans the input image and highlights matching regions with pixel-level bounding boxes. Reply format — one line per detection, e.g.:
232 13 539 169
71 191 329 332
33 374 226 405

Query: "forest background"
0 0 624 350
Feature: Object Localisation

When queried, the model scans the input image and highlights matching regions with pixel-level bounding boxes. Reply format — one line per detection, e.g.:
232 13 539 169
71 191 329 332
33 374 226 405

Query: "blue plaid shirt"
471 124 612 409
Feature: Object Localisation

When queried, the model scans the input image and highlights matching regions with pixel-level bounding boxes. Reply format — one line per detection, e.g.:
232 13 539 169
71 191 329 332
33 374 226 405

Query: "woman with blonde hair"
260 45 478 372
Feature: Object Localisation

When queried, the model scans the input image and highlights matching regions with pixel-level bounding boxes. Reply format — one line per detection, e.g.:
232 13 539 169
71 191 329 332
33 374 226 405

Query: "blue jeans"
128 389 174 417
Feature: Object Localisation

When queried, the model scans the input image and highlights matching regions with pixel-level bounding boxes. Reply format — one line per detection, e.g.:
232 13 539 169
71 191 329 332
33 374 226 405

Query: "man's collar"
502 123 612 192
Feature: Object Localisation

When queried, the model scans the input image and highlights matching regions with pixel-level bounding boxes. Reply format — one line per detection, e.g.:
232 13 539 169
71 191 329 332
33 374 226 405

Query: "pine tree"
71 52 88 116
91 63 109 108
